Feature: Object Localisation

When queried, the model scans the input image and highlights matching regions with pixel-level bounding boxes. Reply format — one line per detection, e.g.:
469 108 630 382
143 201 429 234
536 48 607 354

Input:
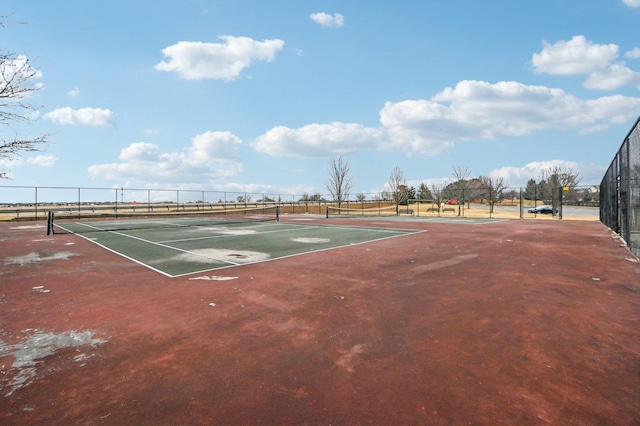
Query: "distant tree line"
322 157 592 210
522 166 588 203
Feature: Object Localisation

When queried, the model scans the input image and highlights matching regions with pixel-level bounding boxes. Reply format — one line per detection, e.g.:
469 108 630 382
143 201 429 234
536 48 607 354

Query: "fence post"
559 187 563 220
520 188 523 218
489 187 493 218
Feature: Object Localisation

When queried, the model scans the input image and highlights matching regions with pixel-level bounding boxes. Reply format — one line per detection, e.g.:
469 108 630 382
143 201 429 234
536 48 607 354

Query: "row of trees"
325 156 586 211
523 167 584 202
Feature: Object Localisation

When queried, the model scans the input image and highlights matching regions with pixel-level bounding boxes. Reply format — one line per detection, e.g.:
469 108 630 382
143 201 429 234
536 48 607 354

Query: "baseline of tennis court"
53 218 422 277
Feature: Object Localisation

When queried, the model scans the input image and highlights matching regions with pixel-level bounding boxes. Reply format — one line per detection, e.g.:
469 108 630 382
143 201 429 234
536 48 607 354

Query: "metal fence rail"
600 116 640 258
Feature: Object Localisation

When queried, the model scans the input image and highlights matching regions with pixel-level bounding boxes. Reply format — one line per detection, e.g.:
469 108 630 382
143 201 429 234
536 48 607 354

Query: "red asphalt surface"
1 217 639 425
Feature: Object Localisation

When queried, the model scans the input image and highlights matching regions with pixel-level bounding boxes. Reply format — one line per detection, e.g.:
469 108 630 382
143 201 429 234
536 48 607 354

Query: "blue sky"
2 0 640 201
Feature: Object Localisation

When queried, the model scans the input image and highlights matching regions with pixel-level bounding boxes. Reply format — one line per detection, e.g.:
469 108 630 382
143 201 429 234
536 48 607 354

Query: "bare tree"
541 166 582 188
388 166 408 209
1 18 49 178
478 176 510 213
430 181 446 211
325 156 353 208
537 166 582 203
451 165 472 215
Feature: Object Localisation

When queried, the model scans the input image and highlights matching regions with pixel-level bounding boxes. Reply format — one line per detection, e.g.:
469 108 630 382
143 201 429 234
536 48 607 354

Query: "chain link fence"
0 187 330 220
406 185 597 218
600 116 640 258
1 184 601 222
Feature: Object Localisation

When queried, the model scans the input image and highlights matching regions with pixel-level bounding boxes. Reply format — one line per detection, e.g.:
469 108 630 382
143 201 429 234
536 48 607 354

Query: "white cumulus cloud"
583 63 640 90
625 47 640 59
310 12 344 28
532 35 618 75
88 131 242 184
0 154 57 178
251 122 386 157
67 87 80 97
252 80 640 158
155 36 285 81
531 35 639 90
381 80 640 154
623 0 640 7
43 107 114 127
0 155 57 169
488 160 604 187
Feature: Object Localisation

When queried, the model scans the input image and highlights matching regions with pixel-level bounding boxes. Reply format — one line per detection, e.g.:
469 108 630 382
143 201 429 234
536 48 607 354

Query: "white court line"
172 229 427 278
107 230 245 266
55 223 244 273
55 224 175 277
158 224 317 244
158 221 415 244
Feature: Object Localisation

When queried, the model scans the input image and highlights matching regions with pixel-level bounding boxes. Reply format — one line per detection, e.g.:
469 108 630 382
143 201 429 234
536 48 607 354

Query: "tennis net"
326 205 399 218
47 205 279 235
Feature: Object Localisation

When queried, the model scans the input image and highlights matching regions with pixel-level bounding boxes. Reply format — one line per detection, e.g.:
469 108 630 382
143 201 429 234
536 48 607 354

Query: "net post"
46 211 54 235
276 205 280 221
326 206 329 219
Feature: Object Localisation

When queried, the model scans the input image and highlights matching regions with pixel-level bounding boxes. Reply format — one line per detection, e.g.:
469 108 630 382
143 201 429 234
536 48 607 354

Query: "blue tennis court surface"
55 219 422 277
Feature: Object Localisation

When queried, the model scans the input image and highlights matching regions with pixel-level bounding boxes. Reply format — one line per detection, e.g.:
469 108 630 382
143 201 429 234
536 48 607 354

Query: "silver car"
528 205 554 214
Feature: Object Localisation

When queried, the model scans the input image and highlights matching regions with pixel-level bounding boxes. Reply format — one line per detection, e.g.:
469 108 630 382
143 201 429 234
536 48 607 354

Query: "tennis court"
51 214 422 277
2 214 639 424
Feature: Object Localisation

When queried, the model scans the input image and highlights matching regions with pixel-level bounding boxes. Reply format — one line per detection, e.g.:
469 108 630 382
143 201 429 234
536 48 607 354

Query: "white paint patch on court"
9 225 45 230
335 343 366 373
0 330 106 396
189 275 239 281
4 251 78 266
291 237 331 244
176 248 270 264
410 253 478 276
200 227 257 236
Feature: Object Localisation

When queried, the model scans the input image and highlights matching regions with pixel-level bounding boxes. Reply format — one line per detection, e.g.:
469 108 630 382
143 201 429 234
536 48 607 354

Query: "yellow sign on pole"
563 186 570 191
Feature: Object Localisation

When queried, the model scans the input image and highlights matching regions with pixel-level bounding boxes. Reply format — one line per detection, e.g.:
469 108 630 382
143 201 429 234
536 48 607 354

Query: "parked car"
528 205 555 214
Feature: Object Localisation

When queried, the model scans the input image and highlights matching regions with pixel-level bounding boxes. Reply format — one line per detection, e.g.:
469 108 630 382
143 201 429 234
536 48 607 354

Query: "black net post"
46 211 54 235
